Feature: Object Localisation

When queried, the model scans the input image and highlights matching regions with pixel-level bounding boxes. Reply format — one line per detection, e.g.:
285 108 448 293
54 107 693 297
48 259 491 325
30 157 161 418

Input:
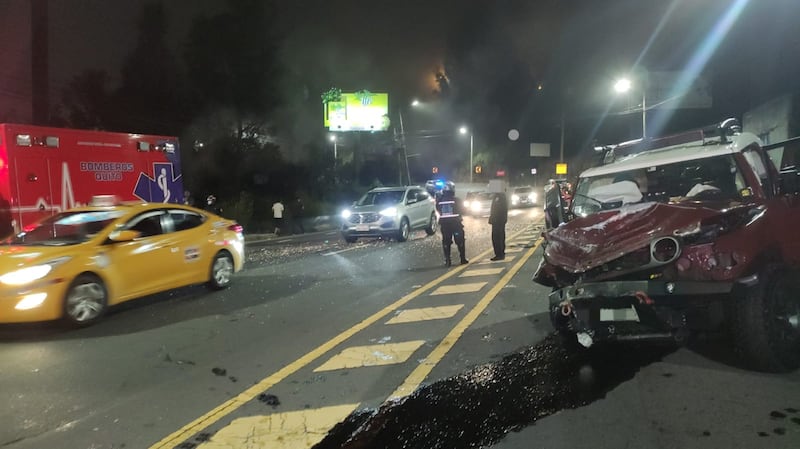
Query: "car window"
7 210 124 246
357 190 405 206
169 209 205 232
125 210 165 237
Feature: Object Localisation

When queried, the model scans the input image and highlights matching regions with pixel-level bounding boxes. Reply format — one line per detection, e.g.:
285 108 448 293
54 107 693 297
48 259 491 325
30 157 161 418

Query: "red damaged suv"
534 119 800 372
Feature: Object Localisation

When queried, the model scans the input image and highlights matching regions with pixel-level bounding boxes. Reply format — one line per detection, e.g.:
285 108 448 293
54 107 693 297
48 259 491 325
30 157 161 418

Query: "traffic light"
432 166 439 174
474 165 482 174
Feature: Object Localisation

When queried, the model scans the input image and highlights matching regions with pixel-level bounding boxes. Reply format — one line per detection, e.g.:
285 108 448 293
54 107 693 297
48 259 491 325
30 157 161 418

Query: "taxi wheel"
64 274 108 326
208 251 234 290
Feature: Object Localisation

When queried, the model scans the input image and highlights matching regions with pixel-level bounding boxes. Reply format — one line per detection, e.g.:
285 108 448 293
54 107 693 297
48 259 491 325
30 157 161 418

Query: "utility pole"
31 0 49 124
398 110 411 185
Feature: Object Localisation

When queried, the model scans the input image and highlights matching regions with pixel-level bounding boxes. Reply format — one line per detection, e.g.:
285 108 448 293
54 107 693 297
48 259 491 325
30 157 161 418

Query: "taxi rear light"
228 224 243 233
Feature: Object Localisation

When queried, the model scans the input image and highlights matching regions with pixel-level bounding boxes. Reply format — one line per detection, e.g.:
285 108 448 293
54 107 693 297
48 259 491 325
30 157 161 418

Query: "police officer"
436 182 468 267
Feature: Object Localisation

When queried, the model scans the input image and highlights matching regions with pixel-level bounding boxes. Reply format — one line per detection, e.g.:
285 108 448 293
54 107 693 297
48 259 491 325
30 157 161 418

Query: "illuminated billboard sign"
324 92 390 132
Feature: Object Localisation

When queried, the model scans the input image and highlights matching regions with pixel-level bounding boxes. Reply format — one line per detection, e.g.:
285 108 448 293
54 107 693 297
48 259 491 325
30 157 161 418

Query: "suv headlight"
0 257 71 286
380 207 398 217
511 194 520 203
341 209 352 219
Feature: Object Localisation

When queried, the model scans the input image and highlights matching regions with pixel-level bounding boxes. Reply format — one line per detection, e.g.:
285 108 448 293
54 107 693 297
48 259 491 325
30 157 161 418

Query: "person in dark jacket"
436 182 468 267
489 191 508 260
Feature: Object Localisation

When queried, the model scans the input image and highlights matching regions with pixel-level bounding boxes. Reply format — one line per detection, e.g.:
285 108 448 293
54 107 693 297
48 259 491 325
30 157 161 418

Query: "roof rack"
594 118 742 165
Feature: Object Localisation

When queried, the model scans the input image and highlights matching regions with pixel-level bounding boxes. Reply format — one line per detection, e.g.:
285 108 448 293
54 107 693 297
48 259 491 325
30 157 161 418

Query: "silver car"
340 186 438 243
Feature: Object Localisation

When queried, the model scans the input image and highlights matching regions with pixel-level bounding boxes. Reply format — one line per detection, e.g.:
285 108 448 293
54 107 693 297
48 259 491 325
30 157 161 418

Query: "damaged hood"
543 201 731 273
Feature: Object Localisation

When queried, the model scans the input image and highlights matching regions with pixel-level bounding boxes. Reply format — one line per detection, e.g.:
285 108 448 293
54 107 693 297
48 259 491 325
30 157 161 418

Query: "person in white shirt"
272 199 285 235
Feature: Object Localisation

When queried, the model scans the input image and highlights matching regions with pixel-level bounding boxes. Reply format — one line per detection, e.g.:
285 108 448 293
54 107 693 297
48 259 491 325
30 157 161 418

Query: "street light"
329 134 337 162
459 126 474 183
613 75 647 139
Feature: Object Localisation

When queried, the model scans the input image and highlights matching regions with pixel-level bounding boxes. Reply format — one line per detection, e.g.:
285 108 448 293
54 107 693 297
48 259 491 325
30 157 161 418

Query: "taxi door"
104 210 184 302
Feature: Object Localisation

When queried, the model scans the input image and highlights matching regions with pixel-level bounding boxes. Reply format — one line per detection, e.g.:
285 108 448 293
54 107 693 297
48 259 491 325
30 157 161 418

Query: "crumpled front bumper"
548 279 738 343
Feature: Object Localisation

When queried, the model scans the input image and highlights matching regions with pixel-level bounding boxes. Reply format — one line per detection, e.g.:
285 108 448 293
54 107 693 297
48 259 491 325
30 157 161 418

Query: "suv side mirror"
779 167 800 195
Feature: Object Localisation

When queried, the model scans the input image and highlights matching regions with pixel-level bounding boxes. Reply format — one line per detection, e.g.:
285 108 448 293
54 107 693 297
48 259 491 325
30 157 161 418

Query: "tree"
58 69 113 129
183 0 282 137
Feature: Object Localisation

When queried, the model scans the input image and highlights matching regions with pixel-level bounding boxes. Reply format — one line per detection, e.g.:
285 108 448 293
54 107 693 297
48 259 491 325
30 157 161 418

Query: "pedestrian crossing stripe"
429 282 487 296
385 305 464 324
459 268 504 277
313 340 427 372
506 247 524 253
477 256 516 264
195 403 359 449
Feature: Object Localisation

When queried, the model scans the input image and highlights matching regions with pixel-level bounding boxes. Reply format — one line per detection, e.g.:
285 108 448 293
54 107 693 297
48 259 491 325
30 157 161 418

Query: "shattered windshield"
572 154 747 217
8 210 123 246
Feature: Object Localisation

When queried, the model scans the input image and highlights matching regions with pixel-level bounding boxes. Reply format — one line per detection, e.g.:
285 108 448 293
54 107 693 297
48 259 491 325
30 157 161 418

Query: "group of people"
435 182 507 267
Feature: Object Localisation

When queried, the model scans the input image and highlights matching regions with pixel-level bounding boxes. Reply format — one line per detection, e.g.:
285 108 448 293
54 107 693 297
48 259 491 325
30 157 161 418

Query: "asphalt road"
1 206 798 449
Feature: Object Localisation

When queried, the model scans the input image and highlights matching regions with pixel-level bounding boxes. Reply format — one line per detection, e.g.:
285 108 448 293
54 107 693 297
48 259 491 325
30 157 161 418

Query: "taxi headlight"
380 207 398 217
1 265 53 286
0 257 71 286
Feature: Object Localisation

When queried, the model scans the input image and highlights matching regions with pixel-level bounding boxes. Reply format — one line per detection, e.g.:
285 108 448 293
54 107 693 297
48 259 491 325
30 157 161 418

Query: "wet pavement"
314 336 675 449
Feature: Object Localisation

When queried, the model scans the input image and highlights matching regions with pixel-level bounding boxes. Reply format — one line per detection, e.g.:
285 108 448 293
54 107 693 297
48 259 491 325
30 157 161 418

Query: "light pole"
329 134 338 162
614 75 647 139
459 126 474 183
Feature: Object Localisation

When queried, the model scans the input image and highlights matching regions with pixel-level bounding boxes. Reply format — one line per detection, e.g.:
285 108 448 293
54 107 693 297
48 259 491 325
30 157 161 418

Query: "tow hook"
560 302 573 317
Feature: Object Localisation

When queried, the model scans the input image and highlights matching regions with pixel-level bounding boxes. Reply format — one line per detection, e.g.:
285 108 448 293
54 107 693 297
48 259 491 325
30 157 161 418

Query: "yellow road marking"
477 255 516 264
313 341 427 372
196 404 359 449
148 260 476 448
506 247 524 253
459 268 504 277
149 225 541 449
386 305 464 324
430 282 487 295
389 238 542 399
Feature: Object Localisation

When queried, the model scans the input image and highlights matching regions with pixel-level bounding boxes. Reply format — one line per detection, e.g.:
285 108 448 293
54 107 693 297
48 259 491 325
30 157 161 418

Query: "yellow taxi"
0 196 245 325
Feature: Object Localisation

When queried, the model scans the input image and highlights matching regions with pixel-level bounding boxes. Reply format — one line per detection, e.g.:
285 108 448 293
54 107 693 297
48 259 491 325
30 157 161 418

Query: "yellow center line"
389 238 543 399
149 225 539 449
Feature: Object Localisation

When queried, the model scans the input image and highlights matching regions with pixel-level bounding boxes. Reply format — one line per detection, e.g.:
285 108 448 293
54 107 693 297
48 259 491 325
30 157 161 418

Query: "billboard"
324 92 390 132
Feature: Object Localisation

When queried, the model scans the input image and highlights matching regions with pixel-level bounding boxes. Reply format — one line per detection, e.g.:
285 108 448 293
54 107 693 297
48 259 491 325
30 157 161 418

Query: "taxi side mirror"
109 230 141 242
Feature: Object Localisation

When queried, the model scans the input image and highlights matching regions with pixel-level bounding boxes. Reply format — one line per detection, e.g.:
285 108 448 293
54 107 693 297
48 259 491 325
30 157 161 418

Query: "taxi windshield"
9 210 124 246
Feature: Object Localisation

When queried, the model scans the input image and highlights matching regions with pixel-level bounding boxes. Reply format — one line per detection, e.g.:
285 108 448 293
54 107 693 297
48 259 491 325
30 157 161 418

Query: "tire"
424 212 438 235
396 218 410 242
207 251 234 290
731 265 800 372
63 273 108 326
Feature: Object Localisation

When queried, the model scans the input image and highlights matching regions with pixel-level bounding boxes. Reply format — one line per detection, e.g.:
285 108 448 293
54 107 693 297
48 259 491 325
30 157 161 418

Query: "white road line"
322 246 359 256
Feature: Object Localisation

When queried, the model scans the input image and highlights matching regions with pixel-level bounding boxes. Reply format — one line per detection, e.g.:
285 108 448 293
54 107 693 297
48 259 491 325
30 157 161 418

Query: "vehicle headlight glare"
341 209 352 219
380 207 398 217
511 194 520 202
0 265 53 286
529 193 537 201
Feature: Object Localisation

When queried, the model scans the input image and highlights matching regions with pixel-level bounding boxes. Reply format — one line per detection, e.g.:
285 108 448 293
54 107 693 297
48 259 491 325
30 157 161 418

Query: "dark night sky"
2 0 800 162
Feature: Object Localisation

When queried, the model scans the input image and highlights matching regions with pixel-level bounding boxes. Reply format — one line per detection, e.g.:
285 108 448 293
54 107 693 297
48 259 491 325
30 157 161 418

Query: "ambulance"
0 123 184 235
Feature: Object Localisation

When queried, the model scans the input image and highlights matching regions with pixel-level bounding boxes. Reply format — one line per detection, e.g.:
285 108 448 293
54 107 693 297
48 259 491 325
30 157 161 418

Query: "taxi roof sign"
90 195 122 207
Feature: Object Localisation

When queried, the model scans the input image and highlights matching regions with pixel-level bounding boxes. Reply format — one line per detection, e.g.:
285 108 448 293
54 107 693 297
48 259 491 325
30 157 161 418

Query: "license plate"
600 306 640 322
356 224 369 232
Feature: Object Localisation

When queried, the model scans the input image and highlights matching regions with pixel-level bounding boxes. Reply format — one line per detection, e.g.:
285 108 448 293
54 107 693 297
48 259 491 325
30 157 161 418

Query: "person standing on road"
489 191 508 261
436 182 468 267
291 197 305 234
272 199 285 235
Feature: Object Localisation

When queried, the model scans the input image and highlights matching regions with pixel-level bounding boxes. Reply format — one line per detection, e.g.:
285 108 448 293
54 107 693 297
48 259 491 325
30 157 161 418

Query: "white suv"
341 186 438 243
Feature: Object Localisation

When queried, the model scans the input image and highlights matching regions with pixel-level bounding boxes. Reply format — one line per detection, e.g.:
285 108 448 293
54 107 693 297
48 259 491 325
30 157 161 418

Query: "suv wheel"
424 212 437 235
731 265 800 372
397 218 410 242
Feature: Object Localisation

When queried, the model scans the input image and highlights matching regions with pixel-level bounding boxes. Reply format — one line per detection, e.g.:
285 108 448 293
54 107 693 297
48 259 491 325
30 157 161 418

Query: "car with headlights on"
463 191 494 217
341 186 437 242
0 196 244 325
511 186 538 208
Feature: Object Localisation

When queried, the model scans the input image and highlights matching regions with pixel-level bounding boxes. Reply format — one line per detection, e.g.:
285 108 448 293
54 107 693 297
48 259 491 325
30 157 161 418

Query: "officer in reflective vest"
436 182 468 267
